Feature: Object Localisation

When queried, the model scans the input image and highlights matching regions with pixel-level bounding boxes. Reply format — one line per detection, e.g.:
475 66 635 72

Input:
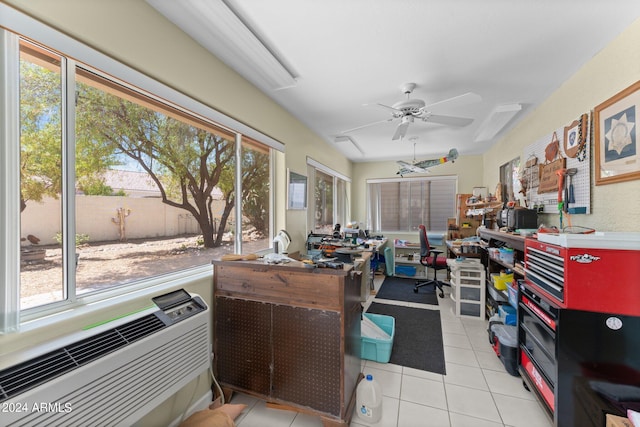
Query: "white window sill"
17 265 213 335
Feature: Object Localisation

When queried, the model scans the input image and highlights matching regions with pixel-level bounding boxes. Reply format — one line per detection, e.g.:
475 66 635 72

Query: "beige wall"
483 17 640 232
21 196 218 245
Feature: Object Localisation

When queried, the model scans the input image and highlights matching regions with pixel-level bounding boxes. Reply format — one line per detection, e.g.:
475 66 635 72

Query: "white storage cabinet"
447 259 485 319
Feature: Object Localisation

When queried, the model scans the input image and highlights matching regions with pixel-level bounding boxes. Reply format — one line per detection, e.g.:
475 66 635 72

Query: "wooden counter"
478 228 526 252
212 260 362 426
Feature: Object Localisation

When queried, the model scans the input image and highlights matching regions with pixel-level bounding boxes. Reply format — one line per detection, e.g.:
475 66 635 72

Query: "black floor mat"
375 276 439 305
366 302 446 375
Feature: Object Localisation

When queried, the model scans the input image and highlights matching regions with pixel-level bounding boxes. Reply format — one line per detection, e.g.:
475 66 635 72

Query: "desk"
356 238 387 298
362 238 388 270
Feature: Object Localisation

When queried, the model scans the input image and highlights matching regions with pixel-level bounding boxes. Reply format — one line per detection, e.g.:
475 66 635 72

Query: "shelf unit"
447 258 485 319
393 244 427 279
478 229 525 318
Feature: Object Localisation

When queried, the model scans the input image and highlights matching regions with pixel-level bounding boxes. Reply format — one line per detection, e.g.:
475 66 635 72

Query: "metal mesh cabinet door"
215 297 271 396
272 305 341 416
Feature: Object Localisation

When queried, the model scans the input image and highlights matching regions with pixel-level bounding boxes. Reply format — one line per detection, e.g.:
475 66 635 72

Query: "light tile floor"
229 276 553 427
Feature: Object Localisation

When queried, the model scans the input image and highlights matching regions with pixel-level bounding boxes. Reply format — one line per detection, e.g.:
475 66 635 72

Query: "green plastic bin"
361 313 395 363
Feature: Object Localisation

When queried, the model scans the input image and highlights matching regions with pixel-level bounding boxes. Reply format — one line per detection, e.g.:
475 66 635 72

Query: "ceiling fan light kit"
474 103 522 143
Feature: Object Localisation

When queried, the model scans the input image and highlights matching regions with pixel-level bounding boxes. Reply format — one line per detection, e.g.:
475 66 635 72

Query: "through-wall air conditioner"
0 289 210 427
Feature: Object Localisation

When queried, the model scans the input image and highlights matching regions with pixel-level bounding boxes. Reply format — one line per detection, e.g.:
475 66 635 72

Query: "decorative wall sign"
524 156 539 188
538 157 566 194
594 79 640 185
564 114 588 158
523 122 591 214
544 132 560 162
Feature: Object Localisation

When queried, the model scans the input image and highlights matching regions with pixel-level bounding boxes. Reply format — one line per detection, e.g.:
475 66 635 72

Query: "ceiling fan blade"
425 92 482 110
425 114 474 127
341 117 393 134
375 103 403 114
392 121 410 140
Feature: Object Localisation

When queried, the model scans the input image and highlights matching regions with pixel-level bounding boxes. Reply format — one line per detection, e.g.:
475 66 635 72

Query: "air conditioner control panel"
152 289 207 324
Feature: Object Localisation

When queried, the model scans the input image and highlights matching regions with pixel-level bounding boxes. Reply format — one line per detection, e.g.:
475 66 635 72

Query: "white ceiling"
151 0 640 163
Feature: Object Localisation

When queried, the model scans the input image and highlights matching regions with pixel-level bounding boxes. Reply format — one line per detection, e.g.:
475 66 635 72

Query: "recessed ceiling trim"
474 103 522 143
334 135 365 156
147 0 297 91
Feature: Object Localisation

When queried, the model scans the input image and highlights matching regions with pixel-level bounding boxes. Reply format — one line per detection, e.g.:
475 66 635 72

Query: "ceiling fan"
342 83 481 141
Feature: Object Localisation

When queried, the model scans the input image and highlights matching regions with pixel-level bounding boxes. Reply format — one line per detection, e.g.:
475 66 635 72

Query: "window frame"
366 175 457 233
0 6 282 330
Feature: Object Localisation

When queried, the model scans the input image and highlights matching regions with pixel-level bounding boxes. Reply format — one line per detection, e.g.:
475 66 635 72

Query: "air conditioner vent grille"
0 313 165 402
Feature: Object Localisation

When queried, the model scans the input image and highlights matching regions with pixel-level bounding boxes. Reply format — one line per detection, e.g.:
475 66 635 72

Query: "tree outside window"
17 39 272 310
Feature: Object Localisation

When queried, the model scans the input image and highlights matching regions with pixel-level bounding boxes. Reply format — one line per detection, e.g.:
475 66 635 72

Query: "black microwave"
499 208 538 230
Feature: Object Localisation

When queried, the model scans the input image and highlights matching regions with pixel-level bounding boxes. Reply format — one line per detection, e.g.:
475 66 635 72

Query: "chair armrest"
420 248 445 266
429 249 443 259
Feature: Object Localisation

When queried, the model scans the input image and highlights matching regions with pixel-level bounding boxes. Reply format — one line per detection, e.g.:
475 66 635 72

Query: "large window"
2 22 277 326
307 159 350 234
367 176 456 233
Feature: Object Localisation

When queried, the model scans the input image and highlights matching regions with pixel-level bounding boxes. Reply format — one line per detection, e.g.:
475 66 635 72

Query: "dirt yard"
20 234 268 308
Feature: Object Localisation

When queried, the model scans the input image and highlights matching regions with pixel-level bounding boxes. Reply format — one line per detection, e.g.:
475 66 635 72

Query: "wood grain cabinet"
212 261 362 426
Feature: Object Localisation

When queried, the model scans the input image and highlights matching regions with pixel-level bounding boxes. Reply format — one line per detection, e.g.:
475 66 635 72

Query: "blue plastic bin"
499 304 517 326
395 265 417 276
361 313 395 363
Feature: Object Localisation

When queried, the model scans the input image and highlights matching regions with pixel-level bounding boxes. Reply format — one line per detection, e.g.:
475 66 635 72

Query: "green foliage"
78 178 114 196
20 56 117 212
240 146 270 237
19 59 63 209
54 232 90 246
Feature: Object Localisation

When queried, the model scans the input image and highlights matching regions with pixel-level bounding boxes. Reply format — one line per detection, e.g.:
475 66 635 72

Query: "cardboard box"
606 414 633 427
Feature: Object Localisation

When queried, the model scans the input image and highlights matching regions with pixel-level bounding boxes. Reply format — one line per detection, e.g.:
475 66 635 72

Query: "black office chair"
414 224 450 297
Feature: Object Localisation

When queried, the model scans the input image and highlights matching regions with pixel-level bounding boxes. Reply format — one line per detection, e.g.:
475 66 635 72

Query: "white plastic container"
356 374 383 423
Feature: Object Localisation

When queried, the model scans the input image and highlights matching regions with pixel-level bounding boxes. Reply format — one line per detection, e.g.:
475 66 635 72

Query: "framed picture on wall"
499 157 521 203
594 79 640 185
287 169 307 210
